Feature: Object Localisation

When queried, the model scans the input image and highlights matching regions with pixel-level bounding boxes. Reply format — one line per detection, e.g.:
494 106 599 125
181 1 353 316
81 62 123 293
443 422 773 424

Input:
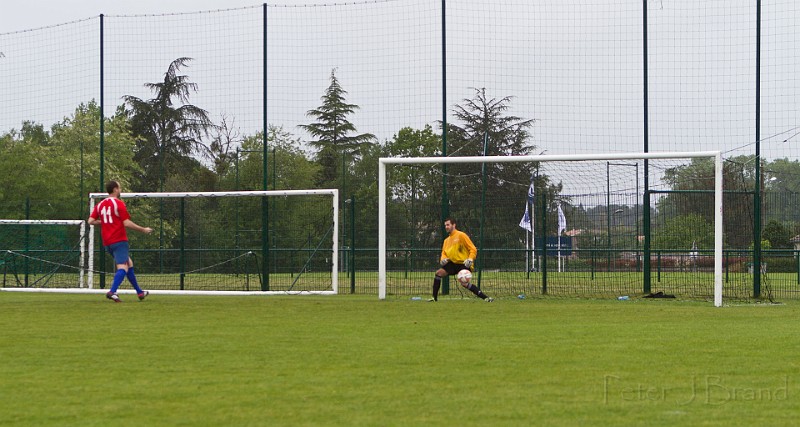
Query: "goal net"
88 190 338 295
0 220 86 289
378 152 726 306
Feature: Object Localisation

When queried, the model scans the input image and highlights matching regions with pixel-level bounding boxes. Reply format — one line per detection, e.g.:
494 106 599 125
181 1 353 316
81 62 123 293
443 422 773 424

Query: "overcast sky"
0 1 285 33
2 0 797 196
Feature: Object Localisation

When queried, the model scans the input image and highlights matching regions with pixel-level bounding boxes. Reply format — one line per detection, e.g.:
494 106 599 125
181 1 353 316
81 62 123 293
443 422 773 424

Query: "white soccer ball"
457 269 472 284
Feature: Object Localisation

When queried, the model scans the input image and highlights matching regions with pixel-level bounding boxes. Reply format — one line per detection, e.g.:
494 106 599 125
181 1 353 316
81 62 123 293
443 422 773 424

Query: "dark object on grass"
643 291 675 299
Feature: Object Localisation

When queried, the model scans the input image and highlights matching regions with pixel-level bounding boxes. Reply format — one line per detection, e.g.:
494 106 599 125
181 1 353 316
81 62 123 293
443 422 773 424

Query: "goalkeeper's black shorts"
442 261 470 276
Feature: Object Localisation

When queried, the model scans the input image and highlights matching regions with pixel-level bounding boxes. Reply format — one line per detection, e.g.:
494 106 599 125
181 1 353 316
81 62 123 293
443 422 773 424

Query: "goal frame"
87 189 339 296
0 219 87 289
378 151 724 306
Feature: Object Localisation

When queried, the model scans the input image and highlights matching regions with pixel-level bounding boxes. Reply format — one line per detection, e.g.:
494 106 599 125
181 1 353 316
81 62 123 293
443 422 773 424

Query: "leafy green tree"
0 102 138 219
209 125 323 256
385 125 442 203
299 69 375 189
50 102 140 214
764 158 800 227
345 125 445 253
123 57 213 191
439 88 549 260
266 126 320 191
762 219 791 249
0 127 47 217
442 88 538 200
658 155 756 248
18 121 50 146
765 158 800 193
344 141 386 249
220 125 320 192
652 213 714 250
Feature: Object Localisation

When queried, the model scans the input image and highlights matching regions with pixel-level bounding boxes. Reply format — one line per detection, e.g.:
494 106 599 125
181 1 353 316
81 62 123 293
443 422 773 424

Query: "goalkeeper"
430 217 493 302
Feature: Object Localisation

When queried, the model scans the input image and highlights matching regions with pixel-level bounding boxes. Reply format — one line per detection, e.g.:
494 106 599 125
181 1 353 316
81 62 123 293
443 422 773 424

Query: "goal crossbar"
377 151 723 306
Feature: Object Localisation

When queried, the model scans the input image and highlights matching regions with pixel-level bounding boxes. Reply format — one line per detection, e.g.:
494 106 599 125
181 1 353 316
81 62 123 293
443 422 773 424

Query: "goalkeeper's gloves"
464 258 473 268
440 258 450 267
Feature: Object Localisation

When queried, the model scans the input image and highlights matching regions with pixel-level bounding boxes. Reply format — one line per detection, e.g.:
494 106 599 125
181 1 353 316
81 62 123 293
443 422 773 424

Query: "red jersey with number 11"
90 197 130 246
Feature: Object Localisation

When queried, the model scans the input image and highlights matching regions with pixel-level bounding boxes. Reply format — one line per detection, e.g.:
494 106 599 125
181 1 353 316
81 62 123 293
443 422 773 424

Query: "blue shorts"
105 241 130 265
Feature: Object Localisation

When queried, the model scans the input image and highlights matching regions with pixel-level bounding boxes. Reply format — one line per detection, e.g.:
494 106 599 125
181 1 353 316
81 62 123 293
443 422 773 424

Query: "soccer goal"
0 219 87 290
378 152 724 306
87 189 338 296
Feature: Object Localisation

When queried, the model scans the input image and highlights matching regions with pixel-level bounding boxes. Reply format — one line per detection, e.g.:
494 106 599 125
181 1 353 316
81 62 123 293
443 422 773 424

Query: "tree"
765 158 800 194
299 69 375 188
0 102 138 219
445 87 535 158
219 125 320 192
208 113 242 179
123 57 213 191
652 213 714 250
658 155 756 249
440 88 548 255
0 121 53 214
50 102 140 215
385 125 442 203
762 219 791 249
210 126 322 254
764 158 800 227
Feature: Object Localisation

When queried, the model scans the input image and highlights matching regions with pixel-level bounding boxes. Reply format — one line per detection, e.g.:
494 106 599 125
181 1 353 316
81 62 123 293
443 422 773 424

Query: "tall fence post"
350 195 356 294
753 0 762 298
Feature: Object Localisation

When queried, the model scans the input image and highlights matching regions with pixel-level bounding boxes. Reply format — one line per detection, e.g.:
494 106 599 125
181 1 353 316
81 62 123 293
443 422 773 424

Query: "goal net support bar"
378 151 723 306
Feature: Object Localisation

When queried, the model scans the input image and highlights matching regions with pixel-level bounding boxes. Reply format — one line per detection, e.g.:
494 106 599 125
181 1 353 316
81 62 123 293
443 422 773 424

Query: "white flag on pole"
519 204 532 231
518 181 535 231
557 203 566 272
557 203 566 236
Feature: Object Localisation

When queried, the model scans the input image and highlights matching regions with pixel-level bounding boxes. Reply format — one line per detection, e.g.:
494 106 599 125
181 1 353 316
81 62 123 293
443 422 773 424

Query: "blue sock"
127 267 144 294
110 269 126 293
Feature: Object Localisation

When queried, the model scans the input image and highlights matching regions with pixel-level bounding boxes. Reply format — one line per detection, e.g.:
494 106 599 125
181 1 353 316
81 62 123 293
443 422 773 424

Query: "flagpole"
526 226 530 273
557 213 561 273
520 175 536 274
531 198 535 272
557 203 566 273
558 236 561 273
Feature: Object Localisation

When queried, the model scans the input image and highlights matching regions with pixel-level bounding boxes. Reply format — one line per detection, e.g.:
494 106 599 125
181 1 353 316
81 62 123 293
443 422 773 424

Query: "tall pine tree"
300 69 375 188
123 57 213 191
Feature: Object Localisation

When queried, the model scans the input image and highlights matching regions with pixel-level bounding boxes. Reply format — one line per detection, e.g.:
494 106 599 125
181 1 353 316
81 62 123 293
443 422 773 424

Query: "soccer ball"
457 269 472 285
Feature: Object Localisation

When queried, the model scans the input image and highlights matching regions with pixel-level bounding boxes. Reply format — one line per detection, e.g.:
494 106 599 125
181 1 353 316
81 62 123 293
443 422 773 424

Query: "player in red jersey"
88 180 153 302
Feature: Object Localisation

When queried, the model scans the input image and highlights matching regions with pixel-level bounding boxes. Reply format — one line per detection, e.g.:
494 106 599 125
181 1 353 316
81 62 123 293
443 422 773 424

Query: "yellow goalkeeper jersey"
440 229 477 265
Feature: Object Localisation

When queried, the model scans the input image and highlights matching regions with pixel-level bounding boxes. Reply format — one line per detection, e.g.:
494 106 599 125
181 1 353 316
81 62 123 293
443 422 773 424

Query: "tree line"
3 57 800 255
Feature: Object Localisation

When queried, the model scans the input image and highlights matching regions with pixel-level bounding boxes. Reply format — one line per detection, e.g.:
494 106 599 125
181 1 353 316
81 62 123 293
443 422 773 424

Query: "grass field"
1 292 799 426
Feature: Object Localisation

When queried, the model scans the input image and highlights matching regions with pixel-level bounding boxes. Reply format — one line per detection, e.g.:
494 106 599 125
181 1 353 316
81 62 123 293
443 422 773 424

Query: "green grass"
1 293 799 426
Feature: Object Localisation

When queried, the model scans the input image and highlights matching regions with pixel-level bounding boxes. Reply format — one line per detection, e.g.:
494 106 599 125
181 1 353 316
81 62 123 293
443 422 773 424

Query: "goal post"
87 189 338 295
378 151 723 306
0 219 87 290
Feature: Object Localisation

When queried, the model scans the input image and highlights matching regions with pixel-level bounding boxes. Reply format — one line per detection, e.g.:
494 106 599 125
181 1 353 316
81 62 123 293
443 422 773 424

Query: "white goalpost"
378 151 724 306
84 189 339 296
